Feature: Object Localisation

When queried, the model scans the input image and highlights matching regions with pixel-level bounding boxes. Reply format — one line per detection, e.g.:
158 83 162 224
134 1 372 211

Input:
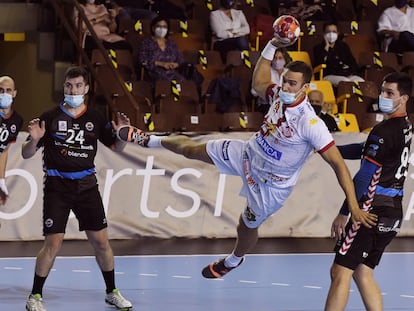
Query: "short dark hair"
323 21 338 32
150 16 170 38
64 66 89 85
383 72 412 96
285 61 313 84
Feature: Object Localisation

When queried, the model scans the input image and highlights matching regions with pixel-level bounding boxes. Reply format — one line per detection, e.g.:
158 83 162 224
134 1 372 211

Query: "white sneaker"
26 294 47 311
105 289 133 310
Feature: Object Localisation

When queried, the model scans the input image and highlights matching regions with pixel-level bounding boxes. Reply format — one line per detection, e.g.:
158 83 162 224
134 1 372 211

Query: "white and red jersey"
246 84 334 188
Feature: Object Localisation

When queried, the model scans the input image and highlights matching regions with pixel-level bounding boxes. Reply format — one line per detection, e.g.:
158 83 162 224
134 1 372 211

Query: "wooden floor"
2 236 414 257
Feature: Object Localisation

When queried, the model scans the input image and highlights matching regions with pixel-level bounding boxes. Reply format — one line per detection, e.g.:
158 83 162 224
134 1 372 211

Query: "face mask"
378 95 401 114
325 32 338 43
0 93 13 109
271 59 286 71
64 94 84 108
279 89 298 105
154 27 168 38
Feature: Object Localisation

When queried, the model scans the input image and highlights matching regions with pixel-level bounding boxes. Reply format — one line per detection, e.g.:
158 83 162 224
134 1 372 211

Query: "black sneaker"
117 125 149 147
201 257 244 279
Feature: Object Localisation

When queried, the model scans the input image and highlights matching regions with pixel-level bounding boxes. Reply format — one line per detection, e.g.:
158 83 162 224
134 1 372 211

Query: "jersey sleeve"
96 110 117 147
363 126 386 166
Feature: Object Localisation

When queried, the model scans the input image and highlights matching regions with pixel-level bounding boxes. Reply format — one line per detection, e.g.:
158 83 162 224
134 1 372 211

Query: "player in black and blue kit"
325 72 413 311
22 66 133 311
0 75 23 204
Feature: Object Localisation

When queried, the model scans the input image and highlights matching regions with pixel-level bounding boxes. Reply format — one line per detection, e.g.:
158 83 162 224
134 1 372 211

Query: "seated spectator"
74 0 131 53
210 0 250 63
138 16 185 87
377 0 414 54
313 22 364 87
279 0 328 21
98 0 157 22
252 47 292 114
308 89 339 132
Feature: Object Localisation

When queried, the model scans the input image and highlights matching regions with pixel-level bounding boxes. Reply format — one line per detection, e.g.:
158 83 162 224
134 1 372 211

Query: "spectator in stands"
0 76 23 205
313 22 364 87
98 0 157 22
74 0 131 54
308 89 339 132
279 0 329 21
252 47 292 114
138 16 185 87
377 0 414 54
210 0 250 63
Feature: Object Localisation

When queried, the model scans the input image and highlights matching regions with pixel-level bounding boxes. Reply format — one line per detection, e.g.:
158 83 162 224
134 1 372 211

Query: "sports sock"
31 274 47 296
224 253 243 268
102 269 116 294
147 135 163 148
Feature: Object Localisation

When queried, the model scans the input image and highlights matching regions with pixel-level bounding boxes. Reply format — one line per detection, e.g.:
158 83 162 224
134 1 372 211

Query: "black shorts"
43 175 107 235
334 202 402 270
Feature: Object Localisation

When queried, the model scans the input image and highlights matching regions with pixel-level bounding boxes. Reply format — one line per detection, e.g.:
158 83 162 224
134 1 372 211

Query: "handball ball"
273 15 301 45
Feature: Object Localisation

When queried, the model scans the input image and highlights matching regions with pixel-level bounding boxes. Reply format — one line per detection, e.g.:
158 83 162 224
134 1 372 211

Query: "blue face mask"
378 95 400 114
0 93 13 109
64 94 84 108
279 89 298 105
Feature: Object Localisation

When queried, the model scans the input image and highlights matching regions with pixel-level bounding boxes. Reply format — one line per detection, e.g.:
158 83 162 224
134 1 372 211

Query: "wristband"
0 178 8 195
261 41 277 61
147 135 163 148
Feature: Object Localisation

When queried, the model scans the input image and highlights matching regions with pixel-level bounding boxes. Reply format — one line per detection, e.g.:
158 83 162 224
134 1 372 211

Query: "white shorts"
206 139 293 228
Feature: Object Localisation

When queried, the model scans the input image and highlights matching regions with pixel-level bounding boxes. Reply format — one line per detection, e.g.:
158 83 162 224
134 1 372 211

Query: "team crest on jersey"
10 124 17 133
309 118 318 126
85 122 94 131
58 121 67 131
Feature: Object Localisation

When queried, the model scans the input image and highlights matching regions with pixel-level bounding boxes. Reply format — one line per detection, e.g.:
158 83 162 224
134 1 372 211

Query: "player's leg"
353 264 382 311
160 135 213 164
324 263 354 311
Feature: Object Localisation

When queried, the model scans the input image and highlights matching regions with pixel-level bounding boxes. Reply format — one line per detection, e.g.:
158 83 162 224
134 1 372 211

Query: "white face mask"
271 59 286 71
154 27 168 38
325 32 338 43
64 94 84 108
0 93 13 109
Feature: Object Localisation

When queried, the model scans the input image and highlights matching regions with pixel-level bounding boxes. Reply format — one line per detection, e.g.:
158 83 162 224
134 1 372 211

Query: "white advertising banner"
1 131 414 241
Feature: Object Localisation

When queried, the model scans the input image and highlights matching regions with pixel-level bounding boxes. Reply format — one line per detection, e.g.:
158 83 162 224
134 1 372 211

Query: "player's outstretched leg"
117 125 150 147
201 257 244 279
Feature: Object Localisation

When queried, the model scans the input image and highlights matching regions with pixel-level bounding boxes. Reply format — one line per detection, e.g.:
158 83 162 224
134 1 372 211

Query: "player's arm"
320 145 378 228
111 112 130 152
0 147 9 204
22 118 45 159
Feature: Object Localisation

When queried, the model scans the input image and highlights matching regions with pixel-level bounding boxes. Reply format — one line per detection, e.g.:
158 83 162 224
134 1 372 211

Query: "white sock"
147 135 163 148
224 253 244 268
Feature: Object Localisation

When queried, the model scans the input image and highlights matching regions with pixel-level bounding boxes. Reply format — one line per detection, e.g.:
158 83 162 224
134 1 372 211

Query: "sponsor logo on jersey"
73 123 80 130
255 134 282 160
221 140 230 160
366 143 379 158
309 118 318 125
10 124 17 133
68 150 88 158
58 121 67 131
85 122 94 131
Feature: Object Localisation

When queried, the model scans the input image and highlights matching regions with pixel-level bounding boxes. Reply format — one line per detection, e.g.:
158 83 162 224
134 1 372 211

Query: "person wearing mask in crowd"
377 0 414 54
324 71 412 311
114 38 377 281
138 16 185 88
0 76 23 205
308 89 339 132
74 0 131 55
313 22 364 87
252 47 292 114
24 66 133 311
210 0 250 63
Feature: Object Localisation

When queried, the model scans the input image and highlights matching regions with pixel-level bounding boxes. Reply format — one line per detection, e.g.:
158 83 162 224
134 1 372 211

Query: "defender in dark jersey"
0 75 23 204
325 72 413 311
22 67 133 311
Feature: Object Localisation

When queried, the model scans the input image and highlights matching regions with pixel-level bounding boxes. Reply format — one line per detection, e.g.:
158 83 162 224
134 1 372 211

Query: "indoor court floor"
1 238 413 311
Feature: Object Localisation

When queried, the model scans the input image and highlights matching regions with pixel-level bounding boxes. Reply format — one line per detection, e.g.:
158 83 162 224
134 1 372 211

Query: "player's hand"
270 36 297 48
0 178 8 205
331 214 348 240
350 207 377 228
27 118 46 141
112 112 130 131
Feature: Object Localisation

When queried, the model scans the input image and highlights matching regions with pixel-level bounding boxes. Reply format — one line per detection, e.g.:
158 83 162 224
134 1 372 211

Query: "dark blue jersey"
37 103 116 177
0 110 23 153
364 114 412 197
